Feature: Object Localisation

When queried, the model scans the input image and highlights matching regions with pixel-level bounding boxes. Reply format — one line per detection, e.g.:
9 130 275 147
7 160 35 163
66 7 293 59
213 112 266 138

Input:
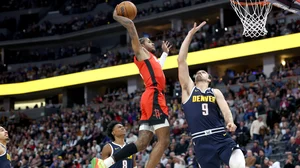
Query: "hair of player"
106 121 120 141
139 37 147 44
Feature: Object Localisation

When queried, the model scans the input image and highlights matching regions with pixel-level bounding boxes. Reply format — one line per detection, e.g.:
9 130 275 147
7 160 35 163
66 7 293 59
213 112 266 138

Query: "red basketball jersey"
134 52 166 91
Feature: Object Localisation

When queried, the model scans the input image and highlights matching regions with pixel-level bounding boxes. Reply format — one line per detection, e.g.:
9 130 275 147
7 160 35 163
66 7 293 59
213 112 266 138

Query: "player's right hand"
226 122 237 132
188 22 207 35
113 6 119 19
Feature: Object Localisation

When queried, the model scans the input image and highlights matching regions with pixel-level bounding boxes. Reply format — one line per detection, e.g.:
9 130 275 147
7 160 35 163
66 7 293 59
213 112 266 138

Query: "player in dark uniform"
177 22 246 168
0 126 11 168
91 6 172 168
101 121 136 168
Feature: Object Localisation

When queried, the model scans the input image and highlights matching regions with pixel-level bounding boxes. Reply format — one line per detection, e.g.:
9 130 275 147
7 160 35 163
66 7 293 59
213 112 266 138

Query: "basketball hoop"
230 0 273 38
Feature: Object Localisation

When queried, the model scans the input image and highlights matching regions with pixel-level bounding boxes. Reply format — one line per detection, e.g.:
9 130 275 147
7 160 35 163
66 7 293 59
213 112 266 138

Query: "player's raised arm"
177 22 206 92
213 88 237 132
159 41 172 67
113 8 145 60
100 144 112 160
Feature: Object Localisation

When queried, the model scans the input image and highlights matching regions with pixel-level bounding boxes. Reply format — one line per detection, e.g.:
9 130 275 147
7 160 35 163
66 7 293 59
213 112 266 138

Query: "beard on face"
195 75 210 83
195 75 205 82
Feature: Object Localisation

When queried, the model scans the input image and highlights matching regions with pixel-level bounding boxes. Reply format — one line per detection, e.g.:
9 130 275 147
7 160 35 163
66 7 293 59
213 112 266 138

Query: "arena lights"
0 33 300 96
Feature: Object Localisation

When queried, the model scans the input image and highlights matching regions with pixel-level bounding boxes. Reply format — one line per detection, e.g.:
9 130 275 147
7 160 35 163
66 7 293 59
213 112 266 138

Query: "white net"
230 0 273 38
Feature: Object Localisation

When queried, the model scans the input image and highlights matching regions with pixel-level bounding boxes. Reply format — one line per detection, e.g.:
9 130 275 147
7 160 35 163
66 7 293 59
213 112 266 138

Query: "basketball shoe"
91 158 106 168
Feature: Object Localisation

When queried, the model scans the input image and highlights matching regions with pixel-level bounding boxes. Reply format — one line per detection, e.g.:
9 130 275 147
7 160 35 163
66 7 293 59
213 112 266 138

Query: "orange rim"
230 0 270 6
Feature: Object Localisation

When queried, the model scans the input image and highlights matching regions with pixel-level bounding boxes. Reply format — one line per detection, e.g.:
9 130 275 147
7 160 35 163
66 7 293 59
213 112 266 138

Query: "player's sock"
113 143 138 162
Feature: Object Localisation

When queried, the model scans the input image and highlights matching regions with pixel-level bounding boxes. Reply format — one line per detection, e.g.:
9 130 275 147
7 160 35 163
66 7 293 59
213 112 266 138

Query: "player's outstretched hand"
188 22 206 35
162 41 172 54
113 6 133 27
226 122 237 132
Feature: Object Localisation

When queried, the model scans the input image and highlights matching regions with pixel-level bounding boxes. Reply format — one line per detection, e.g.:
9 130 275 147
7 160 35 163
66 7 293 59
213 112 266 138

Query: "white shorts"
139 119 170 133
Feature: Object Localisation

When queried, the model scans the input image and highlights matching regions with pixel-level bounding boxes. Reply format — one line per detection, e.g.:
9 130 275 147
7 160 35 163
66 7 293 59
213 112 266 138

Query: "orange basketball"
116 1 137 20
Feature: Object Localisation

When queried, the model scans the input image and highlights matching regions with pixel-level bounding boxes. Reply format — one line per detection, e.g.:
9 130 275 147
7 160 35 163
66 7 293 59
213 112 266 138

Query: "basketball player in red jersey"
91 7 172 168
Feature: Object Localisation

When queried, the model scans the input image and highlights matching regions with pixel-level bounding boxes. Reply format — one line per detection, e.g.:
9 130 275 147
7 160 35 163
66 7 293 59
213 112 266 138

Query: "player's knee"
159 137 170 149
229 149 245 168
135 139 148 151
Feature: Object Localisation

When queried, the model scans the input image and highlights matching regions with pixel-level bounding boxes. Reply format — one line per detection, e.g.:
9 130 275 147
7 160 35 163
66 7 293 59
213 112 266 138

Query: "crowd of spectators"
61 0 105 15
0 0 51 12
1 62 299 168
0 13 300 85
0 0 195 41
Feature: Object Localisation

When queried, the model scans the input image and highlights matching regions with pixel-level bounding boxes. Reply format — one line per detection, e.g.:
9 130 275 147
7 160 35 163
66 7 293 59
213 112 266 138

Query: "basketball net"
230 0 273 38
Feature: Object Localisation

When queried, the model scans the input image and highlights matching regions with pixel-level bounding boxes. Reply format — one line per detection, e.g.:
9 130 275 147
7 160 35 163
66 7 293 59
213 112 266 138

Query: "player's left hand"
162 41 172 54
226 122 237 132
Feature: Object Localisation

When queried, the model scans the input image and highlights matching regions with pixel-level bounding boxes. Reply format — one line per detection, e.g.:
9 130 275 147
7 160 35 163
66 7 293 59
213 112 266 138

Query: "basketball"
116 1 137 20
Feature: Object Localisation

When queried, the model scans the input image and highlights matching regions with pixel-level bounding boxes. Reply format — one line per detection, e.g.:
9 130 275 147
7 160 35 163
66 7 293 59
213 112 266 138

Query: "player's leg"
145 120 170 168
229 149 245 168
94 128 154 168
219 138 245 168
91 91 154 168
145 90 171 168
194 138 220 168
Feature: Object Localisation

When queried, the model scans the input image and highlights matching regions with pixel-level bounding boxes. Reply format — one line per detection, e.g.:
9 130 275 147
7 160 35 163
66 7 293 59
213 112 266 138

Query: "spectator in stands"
245 150 256 168
236 121 250 147
126 132 138 144
284 154 295 168
251 141 261 156
285 136 298 154
174 138 189 155
250 116 266 144
295 131 300 145
281 128 292 142
254 149 266 168
262 140 272 157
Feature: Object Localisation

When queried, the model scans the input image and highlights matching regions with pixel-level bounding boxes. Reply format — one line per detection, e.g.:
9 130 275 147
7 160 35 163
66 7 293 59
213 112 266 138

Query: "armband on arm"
159 52 168 67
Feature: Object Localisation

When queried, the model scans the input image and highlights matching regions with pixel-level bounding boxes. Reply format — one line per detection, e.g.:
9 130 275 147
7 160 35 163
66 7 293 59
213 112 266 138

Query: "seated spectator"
236 121 250 146
251 141 261 156
295 131 300 145
262 140 272 157
284 154 295 168
254 149 266 168
285 137 299 154
245 150 256 168
126 132 138 144
282 128 293 142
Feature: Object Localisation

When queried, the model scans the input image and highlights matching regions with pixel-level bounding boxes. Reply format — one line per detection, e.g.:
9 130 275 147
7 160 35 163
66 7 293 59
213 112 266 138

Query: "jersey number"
202 103 209 116
122 160 127 168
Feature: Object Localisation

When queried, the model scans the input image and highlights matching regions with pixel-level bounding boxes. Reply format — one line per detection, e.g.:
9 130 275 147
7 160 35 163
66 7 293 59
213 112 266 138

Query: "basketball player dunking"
0 126 11 168
91 7 172 168
100 121 136 168
177 22 246 168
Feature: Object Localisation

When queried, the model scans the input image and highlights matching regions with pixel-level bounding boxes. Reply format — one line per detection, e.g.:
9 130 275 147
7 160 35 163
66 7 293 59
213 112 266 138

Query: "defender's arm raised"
178 22 206 96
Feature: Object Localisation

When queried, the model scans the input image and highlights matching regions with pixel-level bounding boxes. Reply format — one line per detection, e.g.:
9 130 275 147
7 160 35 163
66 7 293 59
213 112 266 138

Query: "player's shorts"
139 118 170 133
192 128 241 168
139 88 169 126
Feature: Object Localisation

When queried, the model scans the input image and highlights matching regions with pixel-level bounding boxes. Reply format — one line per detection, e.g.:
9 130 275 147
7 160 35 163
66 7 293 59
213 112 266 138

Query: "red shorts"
140 88 168 125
